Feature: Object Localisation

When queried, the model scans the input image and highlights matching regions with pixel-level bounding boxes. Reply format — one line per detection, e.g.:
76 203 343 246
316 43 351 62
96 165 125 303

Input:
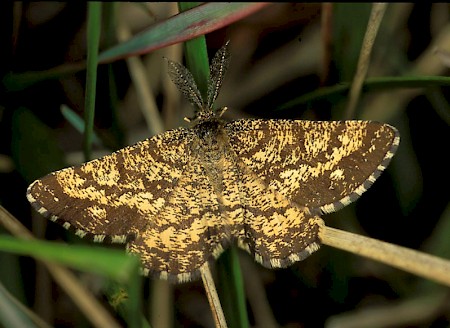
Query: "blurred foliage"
0 2 449 328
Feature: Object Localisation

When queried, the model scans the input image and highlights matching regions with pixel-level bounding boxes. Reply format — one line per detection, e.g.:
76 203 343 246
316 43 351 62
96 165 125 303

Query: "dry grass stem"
150 280 172 328
320 226 450 287
345 3 387 119
200 262 228 328
320 3 334 85
116 21 165 135
361 22 450 121
325 290 449 328
221 27 321 114
0 206 122 328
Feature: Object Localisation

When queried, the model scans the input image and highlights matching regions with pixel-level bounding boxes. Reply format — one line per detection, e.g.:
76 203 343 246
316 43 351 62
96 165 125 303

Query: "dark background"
1 3 449 327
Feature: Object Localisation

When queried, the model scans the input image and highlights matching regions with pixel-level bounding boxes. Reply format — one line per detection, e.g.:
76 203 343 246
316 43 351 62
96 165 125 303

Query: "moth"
27 42 400 283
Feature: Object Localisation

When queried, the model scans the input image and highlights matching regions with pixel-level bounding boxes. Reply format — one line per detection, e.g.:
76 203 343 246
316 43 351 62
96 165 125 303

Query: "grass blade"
60 105 102 145
216 247 249 328
83 2 102 160
201 263 228 328
0 205 122 328
321 226 450 287
345 3 388 119
0 236 139 282
99 3 269 63
3 3 269 92
278 75 450 111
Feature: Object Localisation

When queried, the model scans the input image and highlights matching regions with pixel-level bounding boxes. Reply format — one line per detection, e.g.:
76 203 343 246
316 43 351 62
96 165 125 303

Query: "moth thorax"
193 120 225 160
196 109 215 122
195 106 227 122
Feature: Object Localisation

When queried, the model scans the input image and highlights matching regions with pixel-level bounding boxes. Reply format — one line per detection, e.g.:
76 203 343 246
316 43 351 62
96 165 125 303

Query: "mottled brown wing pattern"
225 120 400 215
27 128 229 282
128 157 229 283
230 158 324 268
27 118 399 283
28 128 188 241
190 145 325 270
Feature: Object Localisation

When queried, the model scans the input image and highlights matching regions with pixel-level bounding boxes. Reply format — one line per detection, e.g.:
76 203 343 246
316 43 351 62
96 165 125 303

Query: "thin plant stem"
0 206 122 328
200 263 228 328
116 20 165 135
83 2 102 160
320 225 450 287
345 3 387 119
320 3 333 85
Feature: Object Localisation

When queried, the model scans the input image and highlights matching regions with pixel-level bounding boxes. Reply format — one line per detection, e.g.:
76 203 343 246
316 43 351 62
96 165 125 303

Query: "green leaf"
98 3 269 63
83 2 102 161
178 3 210 98
2 62 85 92
0 235 139 283
60 105 102 146
3 3 269 92
216 247 249 328
278 75 450 111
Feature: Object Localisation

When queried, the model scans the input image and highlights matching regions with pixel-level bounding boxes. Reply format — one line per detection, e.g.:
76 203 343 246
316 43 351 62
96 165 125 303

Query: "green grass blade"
83 2 102 161
179 2 210 99
60 105 102 146
103 2 126 149
0 232 144 327
183 37 209 99
278 75 450 111
0 236 139 282
3 62 86 92
217 247 249 328
3 3 269 92
99 3 269 63
125 274 144 328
